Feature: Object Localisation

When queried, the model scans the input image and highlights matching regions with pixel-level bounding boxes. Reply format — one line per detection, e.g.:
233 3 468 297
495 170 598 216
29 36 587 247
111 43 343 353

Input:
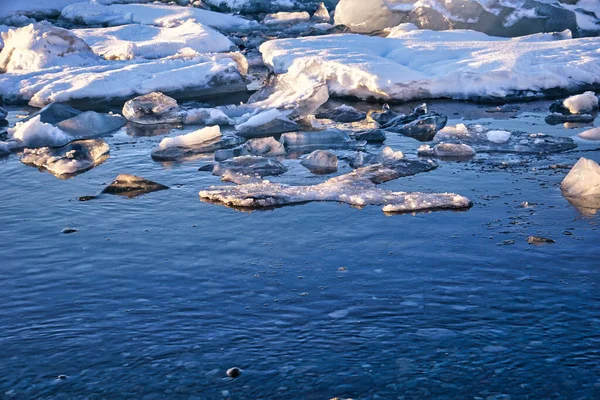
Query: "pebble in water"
62 227 77 234
226 367 241 378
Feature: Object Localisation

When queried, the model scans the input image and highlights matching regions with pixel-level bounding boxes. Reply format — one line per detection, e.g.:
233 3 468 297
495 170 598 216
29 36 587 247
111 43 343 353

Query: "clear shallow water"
1 100 599 400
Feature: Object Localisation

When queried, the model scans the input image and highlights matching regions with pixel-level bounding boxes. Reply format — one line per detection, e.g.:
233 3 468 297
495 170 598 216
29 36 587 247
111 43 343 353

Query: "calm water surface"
1 100 599 399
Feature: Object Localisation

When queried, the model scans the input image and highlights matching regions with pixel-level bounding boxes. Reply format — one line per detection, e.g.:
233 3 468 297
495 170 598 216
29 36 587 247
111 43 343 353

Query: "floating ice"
73 20 234 61
347 146 437 176
235 109 299 139
9 115 71 148
577 127 600 141
212 156 288 179
418 143 475 159
122 92 181 124
151 127 243 161
101 174 169 198
315 105 366 123
25 103 82 125
57 111 127 137
562 91 599 114
214 136 286 161
263 12 310 26
280 129 366 152
260 30 600 102
60 2 260 32
372 104 447 141
20 139 109 177
486 130 511 144
300 150 338 173
352 129 387 143
561 157 600 214
157 126 221 151
200 163 471 213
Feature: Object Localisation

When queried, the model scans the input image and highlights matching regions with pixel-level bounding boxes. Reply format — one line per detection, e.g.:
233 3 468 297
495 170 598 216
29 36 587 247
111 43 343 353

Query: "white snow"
73 20 234 60
577 127 600 141
156 126 222 150
61 2 259 31
263 11 310 25
9 115 72 148
561 157 600 198
562 91 599 114
0 22 99 72
260 29 600 102
486 130 512 143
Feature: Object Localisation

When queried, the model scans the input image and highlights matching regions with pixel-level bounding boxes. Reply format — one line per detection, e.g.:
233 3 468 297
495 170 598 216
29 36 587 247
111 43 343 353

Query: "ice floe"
432 124 577 154
0 23 247 106
73 20 234 60
418 143 476 159
20 139 109 177
57 111 127 137
151 126 243 161
9 115 72 148
263 12 310 26
212 155 288 179
300 150 338 173
61 2 260 31
200 163 471 213
260 29 600 102
280 129 366 152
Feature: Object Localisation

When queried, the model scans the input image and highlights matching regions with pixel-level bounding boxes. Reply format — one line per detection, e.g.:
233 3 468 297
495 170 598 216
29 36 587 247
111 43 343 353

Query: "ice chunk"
347 146 436 176
563 91 599 114
0 22 99 72
57 112 126 137
73 20 234 61
60 2 260 32
101 174 168 198
183 108 232 126
25 103 81 125
280 129 366 152
352 129 387 143
486 130 511 144
9 115 71 148
577 127 600 141
260 30 600 102
122 92 181 125
561 158 600 198
334 0 404 33
214 137 286 161
263 12 310 26
312 3 332 24
418 143 475 159
156 126 221 150
374 104 447 141
200 163 470 213
235 109 300 139
315 105 366 123
212 156 288 178
300 150 338 173
434 124 577 154
151 126 243 161
20 139 109 177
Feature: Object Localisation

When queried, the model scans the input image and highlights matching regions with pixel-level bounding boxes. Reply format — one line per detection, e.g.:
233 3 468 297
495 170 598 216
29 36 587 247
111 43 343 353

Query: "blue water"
1 101 599 399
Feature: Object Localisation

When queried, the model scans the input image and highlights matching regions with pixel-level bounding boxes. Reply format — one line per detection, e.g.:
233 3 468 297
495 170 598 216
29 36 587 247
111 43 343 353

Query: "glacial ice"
212 156 288 179
25 103 82 125
60 2 260 32
260 29 600 102
577 127 600 141
433 124 577 154
20 139 109 177
418 143 476 159
151 126 243 161
156 126 222 151
263 12 310 26
73 20 234 61
372 104 447 141
214 137 286 161
57 112 127 137
200 163 471 213
280 130 366 153
315 105 367 123
101 174 169 198
122 92 181 124
300 150 338 173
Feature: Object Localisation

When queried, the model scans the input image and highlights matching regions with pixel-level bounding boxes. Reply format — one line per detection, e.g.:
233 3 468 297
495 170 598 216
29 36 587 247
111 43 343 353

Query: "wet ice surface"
1 99 600 399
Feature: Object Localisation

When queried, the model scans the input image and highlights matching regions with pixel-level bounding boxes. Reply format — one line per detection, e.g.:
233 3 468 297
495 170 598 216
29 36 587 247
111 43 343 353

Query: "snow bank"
156 126 222 150
562 91 599 114
9 115 72 148
61 2 259 31
73 20 234 60
260 30 600 102
0 22 99 72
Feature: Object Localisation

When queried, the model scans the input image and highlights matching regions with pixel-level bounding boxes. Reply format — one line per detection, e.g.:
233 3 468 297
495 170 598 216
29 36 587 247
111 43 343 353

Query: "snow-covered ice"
9 115 72 148
260 29 600 102
200 163 471 212
151 126 243 161
562 91 599 114
234 109 299 138
20 138 109 177
156 126 222 150
60 2 260 31
73 20 234 60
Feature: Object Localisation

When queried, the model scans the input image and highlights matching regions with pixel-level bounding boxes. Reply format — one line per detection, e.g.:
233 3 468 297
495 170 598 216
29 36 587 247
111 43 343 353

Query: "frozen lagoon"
1 97 600 399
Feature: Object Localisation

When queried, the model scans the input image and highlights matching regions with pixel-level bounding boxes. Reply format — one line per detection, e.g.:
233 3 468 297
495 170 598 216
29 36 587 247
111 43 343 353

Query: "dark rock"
101 174 169 198
527 236 555 245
